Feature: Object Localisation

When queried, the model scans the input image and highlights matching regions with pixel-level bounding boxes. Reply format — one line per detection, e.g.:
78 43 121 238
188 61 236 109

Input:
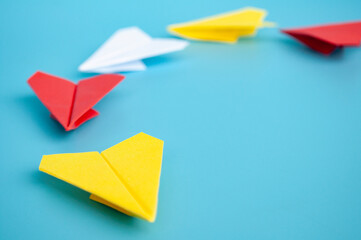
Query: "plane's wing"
27 71 76 129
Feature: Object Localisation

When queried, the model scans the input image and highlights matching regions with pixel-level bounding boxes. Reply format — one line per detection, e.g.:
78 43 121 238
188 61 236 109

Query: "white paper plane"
78 27 189 73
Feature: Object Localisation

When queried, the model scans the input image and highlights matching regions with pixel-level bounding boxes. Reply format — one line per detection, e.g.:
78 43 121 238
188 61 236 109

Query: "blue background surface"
1 0 361 239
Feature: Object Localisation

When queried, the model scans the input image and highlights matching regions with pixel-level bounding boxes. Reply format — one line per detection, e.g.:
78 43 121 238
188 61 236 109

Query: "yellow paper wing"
176 8 267 27
98 132 164 222
168 7 274 42
168 28 258 43
39 152 147 219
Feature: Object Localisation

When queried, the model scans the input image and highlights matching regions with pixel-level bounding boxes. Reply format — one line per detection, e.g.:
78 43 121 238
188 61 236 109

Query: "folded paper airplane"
282 21 361 54
28 71 124 131
167 7 274 43
78 27 189 73
39 132 164 222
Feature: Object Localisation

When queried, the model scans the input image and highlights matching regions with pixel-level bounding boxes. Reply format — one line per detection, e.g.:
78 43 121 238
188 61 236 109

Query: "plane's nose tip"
78 64 88 72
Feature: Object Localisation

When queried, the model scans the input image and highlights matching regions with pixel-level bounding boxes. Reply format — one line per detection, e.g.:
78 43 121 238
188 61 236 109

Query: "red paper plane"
28 71 124 131
281 21 361 54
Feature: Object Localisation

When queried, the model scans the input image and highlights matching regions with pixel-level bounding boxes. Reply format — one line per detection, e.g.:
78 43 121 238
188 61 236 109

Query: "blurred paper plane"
168 7 274 43
282 21 361 54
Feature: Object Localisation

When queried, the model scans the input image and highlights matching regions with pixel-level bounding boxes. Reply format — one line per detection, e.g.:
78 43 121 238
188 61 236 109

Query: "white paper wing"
79 27 151 72
79 27 189 73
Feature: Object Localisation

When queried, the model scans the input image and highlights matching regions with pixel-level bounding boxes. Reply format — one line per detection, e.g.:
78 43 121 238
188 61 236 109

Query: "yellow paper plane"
168 7 274 43
39 132 164 222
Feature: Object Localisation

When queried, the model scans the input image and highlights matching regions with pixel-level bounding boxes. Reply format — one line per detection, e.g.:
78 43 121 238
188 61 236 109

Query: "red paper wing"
27 71 76 129
282 21 361 54
68 74 124 128
281 30 337 54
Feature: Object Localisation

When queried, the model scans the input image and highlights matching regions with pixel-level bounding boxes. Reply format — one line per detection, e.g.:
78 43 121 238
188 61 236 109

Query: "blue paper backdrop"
1 0 361 239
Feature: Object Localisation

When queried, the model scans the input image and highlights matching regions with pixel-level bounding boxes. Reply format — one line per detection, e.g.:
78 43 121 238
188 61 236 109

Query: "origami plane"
28 71 124 131
167 7 274 43
282 21 361 54
39 133 164 222
78 27 189 73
